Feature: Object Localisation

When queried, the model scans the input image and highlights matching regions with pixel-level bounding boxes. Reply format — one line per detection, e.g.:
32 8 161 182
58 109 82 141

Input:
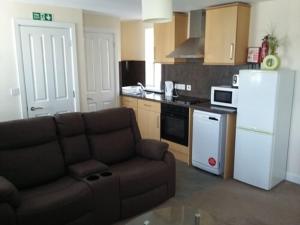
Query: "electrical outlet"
175 84 186 90
186 85 192 91
10 88 20 96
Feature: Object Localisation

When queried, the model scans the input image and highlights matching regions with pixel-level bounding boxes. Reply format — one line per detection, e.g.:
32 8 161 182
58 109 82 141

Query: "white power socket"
10 88 20 96
186 85 192 91
175 83 186 90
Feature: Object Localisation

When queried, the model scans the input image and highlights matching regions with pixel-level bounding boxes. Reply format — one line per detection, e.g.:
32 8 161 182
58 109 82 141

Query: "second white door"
85 31 117 112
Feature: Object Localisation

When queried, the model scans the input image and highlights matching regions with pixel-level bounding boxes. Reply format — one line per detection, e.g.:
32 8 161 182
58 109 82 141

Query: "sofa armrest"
0 177 20 208
136 139 169 160
68 159 109 178
163 151 176 197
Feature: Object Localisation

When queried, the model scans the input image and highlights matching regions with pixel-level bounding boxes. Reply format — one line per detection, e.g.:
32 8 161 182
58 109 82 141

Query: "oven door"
161 113 189 146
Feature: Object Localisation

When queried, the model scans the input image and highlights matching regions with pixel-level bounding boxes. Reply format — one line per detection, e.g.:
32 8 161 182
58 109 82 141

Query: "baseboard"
286 172 300 185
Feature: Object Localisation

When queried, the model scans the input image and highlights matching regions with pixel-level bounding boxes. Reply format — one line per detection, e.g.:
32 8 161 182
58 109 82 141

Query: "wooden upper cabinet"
121 21 145 61
204 3 250 65
154 12 188 64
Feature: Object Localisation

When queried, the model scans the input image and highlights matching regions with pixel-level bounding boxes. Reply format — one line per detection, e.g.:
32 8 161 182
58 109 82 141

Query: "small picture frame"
247 47 261 63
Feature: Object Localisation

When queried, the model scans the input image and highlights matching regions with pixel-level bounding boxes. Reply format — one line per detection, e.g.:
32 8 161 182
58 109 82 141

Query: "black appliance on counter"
119 60 145 87
161 96 209 146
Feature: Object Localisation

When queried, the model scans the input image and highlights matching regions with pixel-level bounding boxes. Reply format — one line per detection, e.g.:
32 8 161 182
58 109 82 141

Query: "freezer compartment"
234 128 273 190
192 110 226 175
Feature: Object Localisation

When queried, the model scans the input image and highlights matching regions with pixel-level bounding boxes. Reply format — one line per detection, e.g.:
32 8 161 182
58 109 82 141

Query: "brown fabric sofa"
0 107 175 225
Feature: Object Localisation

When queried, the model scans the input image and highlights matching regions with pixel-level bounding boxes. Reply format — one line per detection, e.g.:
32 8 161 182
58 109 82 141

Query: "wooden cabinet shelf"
204 3 250 65
154 12 188 64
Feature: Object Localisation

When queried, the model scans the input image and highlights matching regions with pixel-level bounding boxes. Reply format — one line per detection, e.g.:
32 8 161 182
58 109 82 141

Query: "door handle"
209 117 219 121
157 115 160 129
30 107 44 111
87 97 94 101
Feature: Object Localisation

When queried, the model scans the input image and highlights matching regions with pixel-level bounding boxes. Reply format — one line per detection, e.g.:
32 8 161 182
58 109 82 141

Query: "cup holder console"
85 171 112 182
101 171 112 177
86 174 100 181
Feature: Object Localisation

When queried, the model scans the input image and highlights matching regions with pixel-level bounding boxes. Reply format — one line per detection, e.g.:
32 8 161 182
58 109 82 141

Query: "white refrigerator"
234 69 295 190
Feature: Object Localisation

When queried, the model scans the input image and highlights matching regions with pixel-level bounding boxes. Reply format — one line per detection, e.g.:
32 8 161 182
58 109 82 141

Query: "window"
145 25 161 89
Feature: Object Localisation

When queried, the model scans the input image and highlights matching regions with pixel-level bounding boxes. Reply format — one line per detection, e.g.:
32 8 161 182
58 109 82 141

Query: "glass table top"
126 206 216 225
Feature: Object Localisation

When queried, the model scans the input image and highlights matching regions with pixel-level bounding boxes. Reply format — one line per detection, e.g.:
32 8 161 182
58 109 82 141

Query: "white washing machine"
192 110 226 175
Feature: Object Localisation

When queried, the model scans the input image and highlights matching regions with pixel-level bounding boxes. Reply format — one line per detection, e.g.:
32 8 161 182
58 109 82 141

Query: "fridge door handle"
237 126 274 136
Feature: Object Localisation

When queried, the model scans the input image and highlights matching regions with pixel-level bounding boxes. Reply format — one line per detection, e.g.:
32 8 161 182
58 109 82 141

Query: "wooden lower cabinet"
138 109 160 140
120 96 161 141
137 99 161 140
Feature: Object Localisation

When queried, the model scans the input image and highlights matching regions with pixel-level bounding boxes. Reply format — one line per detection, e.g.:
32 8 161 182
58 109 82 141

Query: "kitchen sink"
121 86 142 95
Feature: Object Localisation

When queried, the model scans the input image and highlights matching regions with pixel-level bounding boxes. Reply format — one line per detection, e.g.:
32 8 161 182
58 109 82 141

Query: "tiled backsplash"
161 60 250 99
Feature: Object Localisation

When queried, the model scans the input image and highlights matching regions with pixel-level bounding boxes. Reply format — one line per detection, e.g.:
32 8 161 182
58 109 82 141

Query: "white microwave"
211 86 239 108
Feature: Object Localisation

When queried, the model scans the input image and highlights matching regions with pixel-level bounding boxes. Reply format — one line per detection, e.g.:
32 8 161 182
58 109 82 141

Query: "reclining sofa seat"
54 112 120 225
0 107 176 225
83 107 175 218
0 117 94 225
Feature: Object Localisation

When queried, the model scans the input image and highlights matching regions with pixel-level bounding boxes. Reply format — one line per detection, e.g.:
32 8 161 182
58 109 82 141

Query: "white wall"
249 0 300 184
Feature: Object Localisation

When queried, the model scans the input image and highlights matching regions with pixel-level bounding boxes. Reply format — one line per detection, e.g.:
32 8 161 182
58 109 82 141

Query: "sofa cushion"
17 177 93 225
83 108 140 164
0 117 65 189
0 117 57 149
55 113 90 165
84 108 133 134
88 128 135 164
110 157 169 198
55 113 85 137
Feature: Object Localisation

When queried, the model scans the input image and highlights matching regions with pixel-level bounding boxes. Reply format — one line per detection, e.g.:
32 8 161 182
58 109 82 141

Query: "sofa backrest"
55 113 91 165
0 117 65 189
83 107 141 165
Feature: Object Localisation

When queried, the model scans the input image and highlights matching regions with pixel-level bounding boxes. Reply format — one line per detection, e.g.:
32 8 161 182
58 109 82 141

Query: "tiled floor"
118 161 300 225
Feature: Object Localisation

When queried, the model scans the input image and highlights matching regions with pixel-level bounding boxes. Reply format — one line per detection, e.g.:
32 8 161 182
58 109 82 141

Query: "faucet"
137 82 145 91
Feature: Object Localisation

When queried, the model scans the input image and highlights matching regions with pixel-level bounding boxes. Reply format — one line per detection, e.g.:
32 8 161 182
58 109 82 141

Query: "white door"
85 31 116 112
19 25 76 117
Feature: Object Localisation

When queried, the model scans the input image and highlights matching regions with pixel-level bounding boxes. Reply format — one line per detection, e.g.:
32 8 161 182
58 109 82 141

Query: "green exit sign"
32 12 53 21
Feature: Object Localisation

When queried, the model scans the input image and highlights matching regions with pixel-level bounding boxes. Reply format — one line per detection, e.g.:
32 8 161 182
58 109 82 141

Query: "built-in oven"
161 103 189 146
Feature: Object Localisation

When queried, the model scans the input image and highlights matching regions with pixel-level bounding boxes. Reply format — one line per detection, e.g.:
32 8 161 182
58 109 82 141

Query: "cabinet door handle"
144 104 152 107
229 43 234 60
157 115 160 129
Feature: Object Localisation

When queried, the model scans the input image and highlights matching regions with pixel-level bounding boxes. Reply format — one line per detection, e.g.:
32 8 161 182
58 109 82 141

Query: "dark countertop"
191 102 237 114
121 93 236 114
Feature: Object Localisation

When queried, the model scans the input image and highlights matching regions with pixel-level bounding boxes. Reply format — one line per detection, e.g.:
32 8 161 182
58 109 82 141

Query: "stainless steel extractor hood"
167 10 205 59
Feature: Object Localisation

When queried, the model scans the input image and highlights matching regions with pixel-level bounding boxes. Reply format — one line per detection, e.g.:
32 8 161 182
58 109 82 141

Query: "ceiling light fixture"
142 0 173 23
